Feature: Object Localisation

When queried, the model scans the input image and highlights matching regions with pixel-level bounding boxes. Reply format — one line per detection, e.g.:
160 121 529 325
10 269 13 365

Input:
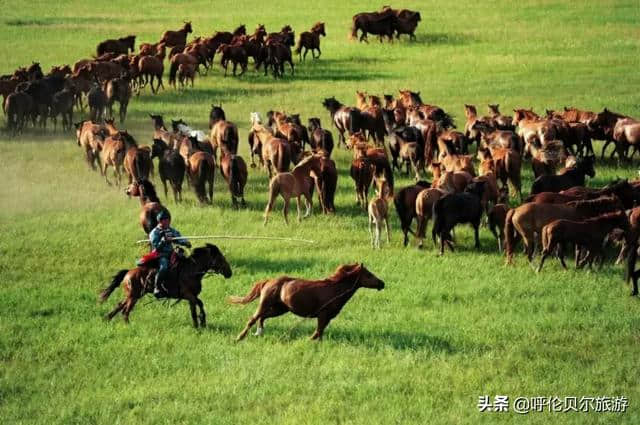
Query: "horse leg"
375 221 382 249
316 47 321 59
310 313 331 340
474 223 481 249
282 195 291 225
384 218 391 244
122 296 139 323
195 298 206 327
236 297 273 341
255 305 288 336
296 196 302 222
304 191 312 218
105 300 125 320
369 215 375 247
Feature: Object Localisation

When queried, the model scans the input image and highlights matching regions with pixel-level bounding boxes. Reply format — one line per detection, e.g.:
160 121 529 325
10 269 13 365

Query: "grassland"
1 1 640 423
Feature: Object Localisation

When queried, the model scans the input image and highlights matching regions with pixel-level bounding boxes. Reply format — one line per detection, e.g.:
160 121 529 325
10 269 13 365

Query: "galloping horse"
124 179 169 234
230 263 384 341
100 244 231 327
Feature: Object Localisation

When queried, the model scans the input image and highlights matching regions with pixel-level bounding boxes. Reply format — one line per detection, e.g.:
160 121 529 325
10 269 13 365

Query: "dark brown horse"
394 181 431 246
322 97 359 147
538 212 630 272
530 155 595 194
104 74 132 123
295 22 325 61
124 179 169 234
187 150 215 204
209 105 238 157
151 139 186 203
230 263 384 341
351 10 397 42
100 244 231 327
161 22 193 48
308 117 334 155
97 35 136 56
220 152 247 208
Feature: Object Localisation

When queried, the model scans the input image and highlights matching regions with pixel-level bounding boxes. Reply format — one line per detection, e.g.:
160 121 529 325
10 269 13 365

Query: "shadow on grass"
413 32 477 46
232 256 318 274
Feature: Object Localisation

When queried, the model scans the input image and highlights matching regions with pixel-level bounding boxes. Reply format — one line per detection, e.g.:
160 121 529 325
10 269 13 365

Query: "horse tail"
350 16 360 40
504 208 517 264
393 191 412 236
230 155 242 197
228 279 268 304
294 36 303 54
168 60 178 86
99 269 128 303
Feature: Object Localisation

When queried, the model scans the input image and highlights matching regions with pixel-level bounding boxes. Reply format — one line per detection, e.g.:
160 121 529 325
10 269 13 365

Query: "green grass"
1 0 640 423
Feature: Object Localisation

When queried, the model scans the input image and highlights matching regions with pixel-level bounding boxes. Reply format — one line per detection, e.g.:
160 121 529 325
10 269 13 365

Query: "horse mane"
139 179 160 203
328 264 360 283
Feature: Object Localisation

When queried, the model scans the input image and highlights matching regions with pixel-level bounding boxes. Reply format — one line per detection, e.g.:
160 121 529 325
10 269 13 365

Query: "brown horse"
267 111 308 149
187 151 215 204
251 118 291 177
74 120 105 170
100 244 231 327
295 22 325 61
263 154 322 224
219 152 248 208
368 177 392 248
161 22 193 47
393 181 431 246
487 104 513 130
350 156 375 209
308 117 334 156
230 263 384 341
124 179 169 234
104 74 132 123
351 10 397 42
123 142 153 186
99 120 136 186
168 53 199 87
322 97 358 147
505 196 624 264
151 139 185 203
488 203 509 252
313 153 338 214
538 212 630 272
414 187 446 248
209 105 238 157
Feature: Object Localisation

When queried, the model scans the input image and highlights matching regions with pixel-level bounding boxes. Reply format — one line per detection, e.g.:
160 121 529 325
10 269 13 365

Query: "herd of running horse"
90 91 640 334
6 10 640 338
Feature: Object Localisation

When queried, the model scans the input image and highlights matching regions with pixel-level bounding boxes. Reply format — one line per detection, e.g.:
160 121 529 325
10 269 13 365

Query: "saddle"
137 248 187 296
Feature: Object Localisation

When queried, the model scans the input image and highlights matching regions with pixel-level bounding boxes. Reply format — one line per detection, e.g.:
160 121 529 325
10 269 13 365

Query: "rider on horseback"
147 210 191 298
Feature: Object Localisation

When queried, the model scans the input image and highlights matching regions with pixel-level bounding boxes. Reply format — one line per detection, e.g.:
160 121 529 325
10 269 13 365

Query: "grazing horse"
308 117 334 155
322 97 359 147
219 151 248 208
230 263 384 341
538 212 631 272
209 105 239 157
100 244 231 327
295 22 326 61
263 154 323 225
394 181 431 246
505 196 624 264
530 155 595 194
151 139 185 203
432 181 486 255
124 179 169 234
161 22 193 47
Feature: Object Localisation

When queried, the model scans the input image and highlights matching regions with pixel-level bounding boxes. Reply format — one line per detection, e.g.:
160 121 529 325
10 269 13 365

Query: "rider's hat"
157 210 171 221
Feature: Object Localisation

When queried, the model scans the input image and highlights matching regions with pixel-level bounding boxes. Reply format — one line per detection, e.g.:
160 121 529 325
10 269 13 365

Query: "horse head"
210 105 226 122
348 263 384 290
250 111 262 126
192 244 232 278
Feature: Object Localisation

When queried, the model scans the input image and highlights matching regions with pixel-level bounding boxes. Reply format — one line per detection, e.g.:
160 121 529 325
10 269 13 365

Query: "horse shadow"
232 256 318 274
270 324 458 353
412 32 477 46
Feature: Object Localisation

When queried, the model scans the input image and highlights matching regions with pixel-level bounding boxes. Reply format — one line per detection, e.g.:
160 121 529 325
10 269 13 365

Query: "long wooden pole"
135 235 316 244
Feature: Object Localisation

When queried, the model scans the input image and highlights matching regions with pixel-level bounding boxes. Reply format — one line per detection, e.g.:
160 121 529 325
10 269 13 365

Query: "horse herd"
1 20 332 135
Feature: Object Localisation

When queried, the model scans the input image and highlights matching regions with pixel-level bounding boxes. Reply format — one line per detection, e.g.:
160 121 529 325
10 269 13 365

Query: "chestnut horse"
263 154 323 224
230 263 384 341
100 244 231 327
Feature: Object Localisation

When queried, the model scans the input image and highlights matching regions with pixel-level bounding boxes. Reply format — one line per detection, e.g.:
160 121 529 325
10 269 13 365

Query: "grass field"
1 1 640 423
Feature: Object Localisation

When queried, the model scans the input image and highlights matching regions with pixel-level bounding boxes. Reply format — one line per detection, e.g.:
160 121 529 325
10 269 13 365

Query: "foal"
368 177 392 248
